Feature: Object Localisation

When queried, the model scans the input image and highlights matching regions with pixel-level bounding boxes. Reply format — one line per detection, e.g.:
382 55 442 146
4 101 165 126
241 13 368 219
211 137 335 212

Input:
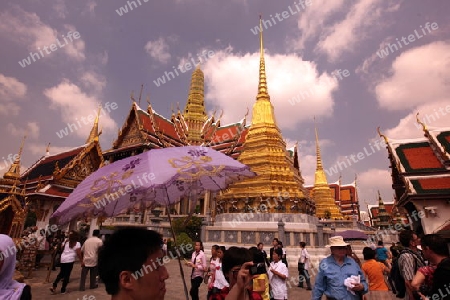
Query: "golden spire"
250 16 277 126
4 135 26 180
46 143 50 156
257 15 269 100
217 18 306 209
315 122 323 171
183 66 207 145
86 105 102 143
312 122 343 219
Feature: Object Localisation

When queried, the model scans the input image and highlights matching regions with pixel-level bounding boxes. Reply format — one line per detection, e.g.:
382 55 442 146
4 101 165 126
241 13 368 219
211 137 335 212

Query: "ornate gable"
55 142 104 187
113 104 147 148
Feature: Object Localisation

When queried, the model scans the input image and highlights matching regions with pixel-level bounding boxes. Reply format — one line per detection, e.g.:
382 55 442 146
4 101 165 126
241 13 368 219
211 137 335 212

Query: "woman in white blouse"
268 248 289 300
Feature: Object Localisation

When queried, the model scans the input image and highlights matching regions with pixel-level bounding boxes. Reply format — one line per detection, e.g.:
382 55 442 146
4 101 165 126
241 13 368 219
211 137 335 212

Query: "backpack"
390 256 406 298
390 249 423 299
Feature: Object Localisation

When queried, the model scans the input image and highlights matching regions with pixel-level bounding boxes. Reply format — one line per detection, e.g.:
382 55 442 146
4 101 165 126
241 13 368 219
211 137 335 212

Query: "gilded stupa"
311 125 343 219
217 18 310 213
184 65 208 145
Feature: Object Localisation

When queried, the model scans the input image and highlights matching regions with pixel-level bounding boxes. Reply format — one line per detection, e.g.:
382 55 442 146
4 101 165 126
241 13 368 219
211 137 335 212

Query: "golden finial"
377 127 389 144
86 105 101 143
46 143 50 156
130 91 136 103
257 15 269 99
314 118 323 171
146 95 151 106
415 112 427 132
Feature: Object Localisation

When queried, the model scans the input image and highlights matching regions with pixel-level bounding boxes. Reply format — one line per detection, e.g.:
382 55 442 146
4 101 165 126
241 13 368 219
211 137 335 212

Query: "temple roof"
379 123 450 206
21 145 86 181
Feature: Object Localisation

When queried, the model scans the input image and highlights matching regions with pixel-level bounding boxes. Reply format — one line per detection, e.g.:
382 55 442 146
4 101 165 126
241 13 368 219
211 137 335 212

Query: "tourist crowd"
1 226 450 300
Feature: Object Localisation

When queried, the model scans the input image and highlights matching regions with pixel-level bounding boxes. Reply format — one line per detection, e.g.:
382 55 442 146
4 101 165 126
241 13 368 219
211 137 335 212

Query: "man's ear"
118 270 136 291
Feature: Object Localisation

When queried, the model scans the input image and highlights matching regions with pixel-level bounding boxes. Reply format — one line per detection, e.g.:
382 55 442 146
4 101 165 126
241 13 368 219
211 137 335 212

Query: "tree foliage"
172 216 202 241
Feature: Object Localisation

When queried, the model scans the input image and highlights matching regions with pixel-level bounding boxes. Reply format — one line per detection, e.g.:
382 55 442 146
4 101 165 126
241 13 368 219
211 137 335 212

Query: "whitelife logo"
18 31 81 68
376 22 439 58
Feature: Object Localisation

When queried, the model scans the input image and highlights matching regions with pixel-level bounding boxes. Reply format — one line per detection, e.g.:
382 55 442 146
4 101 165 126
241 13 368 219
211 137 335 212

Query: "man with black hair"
80 229 103 291
416 234 450 299
222 246 253 299
269 238 279 262
98 227 169 300
397 230 425 300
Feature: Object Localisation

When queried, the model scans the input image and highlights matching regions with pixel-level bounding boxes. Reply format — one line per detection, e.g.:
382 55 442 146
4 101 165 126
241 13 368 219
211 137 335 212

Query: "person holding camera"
250 247 270 300
298 242 312 290
268 248 288 300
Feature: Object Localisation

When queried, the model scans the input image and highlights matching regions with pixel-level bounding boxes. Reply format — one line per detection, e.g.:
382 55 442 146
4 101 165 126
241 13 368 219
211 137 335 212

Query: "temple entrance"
0 205 14 235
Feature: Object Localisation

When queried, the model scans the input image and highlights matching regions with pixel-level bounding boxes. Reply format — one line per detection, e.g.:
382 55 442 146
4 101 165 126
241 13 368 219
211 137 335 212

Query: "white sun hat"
326 236 349 247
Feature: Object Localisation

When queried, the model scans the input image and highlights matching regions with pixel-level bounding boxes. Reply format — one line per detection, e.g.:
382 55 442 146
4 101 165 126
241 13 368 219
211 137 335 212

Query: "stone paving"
26 260 315 299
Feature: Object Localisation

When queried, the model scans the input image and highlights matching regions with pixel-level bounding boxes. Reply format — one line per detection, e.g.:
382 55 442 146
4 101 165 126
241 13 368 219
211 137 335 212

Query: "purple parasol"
51 146 255 224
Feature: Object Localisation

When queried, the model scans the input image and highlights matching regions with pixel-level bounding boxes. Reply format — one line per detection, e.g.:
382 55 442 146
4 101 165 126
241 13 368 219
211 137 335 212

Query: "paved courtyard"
26 260 315 299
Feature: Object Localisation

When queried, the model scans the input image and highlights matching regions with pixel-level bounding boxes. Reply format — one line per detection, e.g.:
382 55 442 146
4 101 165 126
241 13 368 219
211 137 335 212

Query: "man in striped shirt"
398 230 426 300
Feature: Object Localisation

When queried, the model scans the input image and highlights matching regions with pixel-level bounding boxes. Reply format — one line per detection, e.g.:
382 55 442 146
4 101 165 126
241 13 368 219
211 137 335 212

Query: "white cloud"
356 168 393 205
44 79 117 139
0 74 27 116
383 101 450 140
0 6 85 61
202 49 338 129
0 6 57 50
375 41 450 111
62 25 86 61
295 0 401 61
295 0 345 50
7 122 40 139
145 37 172 64
80 71 106 94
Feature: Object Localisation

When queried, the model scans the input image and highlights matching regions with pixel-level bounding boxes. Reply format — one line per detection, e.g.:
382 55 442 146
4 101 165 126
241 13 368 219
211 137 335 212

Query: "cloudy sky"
0 0 449 209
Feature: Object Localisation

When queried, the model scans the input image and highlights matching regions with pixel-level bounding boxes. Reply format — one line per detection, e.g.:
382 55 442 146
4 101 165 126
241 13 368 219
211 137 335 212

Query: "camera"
249 262 267 275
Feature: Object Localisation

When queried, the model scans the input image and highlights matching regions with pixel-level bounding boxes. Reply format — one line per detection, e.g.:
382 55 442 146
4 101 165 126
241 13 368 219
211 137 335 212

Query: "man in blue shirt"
375 240 391 266
312 236 368 300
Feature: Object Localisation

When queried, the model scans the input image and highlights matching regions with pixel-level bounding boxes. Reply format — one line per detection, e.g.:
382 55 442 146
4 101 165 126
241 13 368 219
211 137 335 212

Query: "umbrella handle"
167 205 190 300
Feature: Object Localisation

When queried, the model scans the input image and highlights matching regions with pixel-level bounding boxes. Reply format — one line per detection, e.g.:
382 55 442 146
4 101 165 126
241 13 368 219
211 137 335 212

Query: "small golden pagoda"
217 18 311 213
184 65 208 145
311 125 343 219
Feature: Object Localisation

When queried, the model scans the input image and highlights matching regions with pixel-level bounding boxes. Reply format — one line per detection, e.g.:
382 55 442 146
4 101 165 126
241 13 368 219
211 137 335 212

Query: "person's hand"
351 283 364 292
235 261 258 290
270 268 275 273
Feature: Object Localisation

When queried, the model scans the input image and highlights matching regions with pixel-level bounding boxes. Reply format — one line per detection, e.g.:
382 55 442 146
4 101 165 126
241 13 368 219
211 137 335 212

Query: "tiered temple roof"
379 114 450 236
0 111 105 235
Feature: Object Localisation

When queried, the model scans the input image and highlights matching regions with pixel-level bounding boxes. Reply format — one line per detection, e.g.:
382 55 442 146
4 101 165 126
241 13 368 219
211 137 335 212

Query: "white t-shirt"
81 237 103 267
212 262 229 290
268 261 289 299
300 248 310 270
60 241 81 264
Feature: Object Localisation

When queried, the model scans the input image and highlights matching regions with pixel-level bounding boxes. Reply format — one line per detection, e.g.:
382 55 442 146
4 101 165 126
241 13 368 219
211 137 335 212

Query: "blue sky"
0 0 449 208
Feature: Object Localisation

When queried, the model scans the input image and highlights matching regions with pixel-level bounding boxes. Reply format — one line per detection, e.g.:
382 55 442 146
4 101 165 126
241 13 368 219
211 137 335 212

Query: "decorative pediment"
113 105 147 148
55 142 104 188
0 194 25 214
